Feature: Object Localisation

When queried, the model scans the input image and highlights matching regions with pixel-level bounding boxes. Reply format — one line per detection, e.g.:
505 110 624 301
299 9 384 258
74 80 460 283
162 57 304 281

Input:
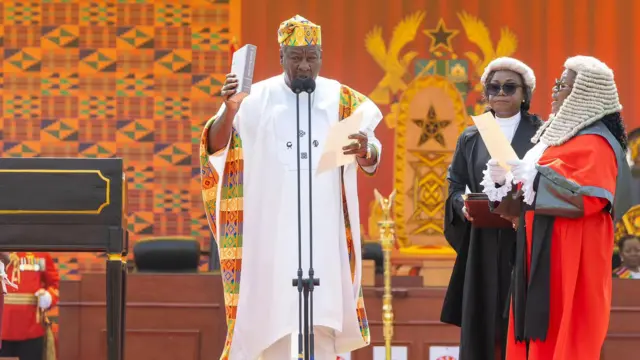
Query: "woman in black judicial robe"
440 58 543 360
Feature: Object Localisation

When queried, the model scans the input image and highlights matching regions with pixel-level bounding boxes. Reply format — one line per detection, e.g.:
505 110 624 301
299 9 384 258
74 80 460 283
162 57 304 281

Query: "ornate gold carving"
365 11 426 106
375 188 397 220
450 63 467 82
621 205 640 236
412 104 451 147
423 18 459 53
395 76 468 247
407 152 448 236
384 103 401 129
368 199 383 242
615 220 628 250
615 205 640 253
365 13 519 251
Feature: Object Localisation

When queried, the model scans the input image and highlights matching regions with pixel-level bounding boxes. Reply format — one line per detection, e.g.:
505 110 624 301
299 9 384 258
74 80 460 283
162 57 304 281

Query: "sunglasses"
486 83 523 96
554 78 572 92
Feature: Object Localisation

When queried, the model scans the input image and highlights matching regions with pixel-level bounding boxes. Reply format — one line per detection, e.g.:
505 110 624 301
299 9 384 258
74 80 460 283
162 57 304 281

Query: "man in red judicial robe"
483 55 631 360
0 252 59 360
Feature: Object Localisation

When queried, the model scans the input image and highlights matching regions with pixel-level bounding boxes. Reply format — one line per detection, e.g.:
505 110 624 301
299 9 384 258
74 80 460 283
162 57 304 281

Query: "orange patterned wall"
0 0 231 280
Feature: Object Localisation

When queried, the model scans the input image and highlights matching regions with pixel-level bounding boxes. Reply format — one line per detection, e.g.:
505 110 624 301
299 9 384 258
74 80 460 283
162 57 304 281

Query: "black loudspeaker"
133 237 200 273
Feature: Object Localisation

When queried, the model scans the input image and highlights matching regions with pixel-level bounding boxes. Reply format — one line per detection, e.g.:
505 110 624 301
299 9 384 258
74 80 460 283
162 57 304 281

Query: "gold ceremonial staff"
374 189 397 360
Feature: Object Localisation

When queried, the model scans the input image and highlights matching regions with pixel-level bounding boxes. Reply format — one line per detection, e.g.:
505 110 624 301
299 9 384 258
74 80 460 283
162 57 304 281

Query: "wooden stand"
55 272 640 359
603 279 640 359
58 273 225 360
0 158 128 360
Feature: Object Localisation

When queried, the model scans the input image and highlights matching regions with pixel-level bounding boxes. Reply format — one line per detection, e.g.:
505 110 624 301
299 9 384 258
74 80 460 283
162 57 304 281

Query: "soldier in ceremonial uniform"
0 252 59 360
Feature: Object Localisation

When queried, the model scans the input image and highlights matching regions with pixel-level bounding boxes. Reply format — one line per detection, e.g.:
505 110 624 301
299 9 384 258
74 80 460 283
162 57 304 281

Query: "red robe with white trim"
506 134 618 360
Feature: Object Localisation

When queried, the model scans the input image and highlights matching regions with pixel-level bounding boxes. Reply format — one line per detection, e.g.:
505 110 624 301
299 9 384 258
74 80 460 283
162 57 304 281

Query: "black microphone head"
303 78 316 93
290 78 305 94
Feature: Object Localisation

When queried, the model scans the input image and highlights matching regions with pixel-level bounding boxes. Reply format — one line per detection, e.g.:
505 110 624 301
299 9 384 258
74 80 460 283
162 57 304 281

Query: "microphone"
291 78 305 94
302 78 316 94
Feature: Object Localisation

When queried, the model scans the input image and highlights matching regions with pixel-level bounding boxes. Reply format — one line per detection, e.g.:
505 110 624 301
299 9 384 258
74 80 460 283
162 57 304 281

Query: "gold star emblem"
423 19 459 53
412 104 451 147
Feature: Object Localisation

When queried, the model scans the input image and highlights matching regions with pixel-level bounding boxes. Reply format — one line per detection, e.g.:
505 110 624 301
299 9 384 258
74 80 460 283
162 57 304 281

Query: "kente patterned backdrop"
0 0 231 283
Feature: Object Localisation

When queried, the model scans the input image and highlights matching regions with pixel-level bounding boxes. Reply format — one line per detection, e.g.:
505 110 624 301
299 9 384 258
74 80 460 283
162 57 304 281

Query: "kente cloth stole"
199 85 370 359
614 266 633 279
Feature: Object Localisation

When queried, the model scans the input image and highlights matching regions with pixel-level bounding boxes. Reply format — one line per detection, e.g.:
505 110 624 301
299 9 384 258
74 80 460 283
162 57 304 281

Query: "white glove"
486 159 508 185
35 289 52 310
507 159 538 205
507 159 537 184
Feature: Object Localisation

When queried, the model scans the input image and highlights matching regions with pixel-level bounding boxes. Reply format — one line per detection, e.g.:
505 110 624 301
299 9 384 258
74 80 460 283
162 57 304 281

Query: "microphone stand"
305 79 318 359
291 78 319 360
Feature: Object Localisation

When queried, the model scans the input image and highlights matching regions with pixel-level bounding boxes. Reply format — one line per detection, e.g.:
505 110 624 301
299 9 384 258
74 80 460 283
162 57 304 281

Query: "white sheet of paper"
316 111 363 175
470 112 519 170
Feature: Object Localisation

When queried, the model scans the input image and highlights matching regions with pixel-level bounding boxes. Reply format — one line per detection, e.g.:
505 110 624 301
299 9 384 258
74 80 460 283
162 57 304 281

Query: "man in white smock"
199 15 383 360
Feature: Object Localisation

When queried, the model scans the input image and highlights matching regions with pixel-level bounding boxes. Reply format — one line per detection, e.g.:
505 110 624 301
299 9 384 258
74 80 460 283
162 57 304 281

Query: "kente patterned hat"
277 15 321 47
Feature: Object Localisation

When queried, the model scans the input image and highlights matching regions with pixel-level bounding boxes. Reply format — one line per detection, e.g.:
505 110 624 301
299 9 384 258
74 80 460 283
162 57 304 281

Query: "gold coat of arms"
364 11 518 251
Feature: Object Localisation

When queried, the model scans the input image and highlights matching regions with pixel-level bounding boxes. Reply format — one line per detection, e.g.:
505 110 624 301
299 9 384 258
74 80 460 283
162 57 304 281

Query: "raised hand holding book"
229 44 257 102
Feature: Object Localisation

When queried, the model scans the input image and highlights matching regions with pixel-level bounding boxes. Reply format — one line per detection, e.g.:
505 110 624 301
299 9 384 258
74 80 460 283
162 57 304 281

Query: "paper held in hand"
316 112 363 175
470 112 519 170
230 44 257 102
